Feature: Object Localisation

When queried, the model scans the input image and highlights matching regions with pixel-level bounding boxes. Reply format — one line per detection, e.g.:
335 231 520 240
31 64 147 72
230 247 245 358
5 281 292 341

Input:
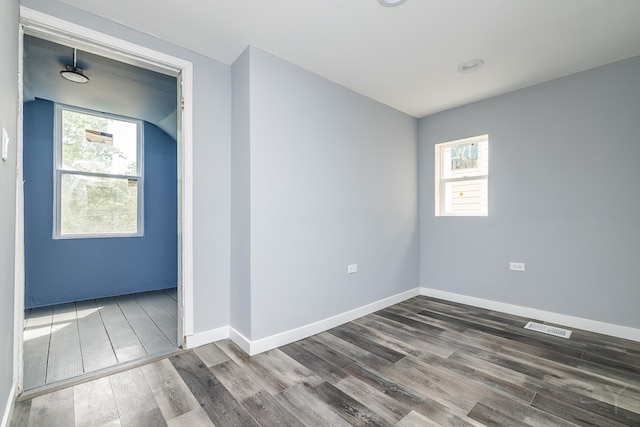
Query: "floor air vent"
524 321 572 338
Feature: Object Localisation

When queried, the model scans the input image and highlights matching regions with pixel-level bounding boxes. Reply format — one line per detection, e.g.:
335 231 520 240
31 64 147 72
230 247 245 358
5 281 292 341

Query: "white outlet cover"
510 262 525 271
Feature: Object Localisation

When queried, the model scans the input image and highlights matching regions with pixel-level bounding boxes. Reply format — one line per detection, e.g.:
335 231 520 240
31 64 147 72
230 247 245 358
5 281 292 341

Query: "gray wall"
238 47 419 340
1 0 19 416
22 0 232 334
230 49 252 337
419 56 640 329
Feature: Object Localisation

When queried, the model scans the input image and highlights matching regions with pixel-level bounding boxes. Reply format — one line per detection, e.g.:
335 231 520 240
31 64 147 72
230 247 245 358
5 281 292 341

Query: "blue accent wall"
24 99 178 308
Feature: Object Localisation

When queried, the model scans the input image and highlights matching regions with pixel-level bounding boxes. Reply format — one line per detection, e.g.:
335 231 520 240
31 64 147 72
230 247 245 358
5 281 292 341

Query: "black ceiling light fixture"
60 48 90 84
378 0 408 6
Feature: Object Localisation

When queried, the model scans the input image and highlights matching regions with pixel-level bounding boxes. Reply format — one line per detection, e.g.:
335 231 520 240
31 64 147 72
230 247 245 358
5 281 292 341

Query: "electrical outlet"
347 264 358 274
510 262 525 272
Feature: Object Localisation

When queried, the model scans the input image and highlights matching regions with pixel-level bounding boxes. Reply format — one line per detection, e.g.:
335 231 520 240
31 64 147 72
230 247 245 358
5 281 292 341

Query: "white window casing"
53 104 144 238
435 134 488 217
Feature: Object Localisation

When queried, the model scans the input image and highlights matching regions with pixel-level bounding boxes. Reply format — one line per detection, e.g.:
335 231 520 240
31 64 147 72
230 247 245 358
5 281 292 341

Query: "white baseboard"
1 380 18 427
420 287 640 343
229 327 251 354
231 288 421 356
172 287 640 355
183 326 229 349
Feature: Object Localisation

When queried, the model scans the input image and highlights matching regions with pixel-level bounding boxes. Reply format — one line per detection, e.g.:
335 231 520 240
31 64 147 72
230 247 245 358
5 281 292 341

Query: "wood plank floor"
22 288 178 391
12 296 640 426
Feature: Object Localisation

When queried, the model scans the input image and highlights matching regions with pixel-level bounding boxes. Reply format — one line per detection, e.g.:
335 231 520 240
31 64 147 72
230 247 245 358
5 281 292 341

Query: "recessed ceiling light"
457 58 485 74
378 0 408 7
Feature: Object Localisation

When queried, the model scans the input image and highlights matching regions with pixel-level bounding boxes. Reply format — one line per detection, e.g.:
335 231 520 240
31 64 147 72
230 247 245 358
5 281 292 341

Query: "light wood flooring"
22 288 178 391
12 295 640 426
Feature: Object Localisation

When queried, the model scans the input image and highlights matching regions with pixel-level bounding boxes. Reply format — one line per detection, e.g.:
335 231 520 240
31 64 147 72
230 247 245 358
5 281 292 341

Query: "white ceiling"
52 0 640 118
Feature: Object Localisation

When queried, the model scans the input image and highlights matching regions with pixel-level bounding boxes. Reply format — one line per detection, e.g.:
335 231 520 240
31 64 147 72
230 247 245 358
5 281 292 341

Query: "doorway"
17 8 194 395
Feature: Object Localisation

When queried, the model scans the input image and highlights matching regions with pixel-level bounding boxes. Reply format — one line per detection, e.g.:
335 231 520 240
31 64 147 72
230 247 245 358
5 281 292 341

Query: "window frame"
53 103 144 239
435 134 489 217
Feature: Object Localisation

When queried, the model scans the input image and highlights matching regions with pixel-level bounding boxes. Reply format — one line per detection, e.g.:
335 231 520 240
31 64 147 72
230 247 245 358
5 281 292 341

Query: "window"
435 134 488 216
54 105 143 238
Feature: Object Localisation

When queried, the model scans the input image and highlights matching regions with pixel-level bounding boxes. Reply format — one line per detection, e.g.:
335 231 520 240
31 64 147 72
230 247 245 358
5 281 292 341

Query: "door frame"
15 6 194 394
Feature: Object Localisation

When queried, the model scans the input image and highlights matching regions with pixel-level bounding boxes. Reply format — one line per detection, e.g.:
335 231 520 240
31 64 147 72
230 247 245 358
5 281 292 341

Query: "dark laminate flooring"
11 296 640 426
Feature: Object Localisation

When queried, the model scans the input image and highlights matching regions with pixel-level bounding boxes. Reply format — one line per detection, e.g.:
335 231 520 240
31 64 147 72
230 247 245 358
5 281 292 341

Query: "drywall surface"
246 47 419 339
419 55 640 328
0 0 19 422
230 48 252 337
23 99 177 307
21 0 232 332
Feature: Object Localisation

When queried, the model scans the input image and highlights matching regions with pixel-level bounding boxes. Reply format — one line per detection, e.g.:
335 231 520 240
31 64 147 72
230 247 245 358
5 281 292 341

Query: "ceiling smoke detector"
60 48 90 84
378 0 408 7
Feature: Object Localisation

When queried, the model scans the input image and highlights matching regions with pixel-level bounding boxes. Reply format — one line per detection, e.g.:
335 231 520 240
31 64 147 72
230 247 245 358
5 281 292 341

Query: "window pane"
60 173 138 235
441 139 488 179
61 109 138 176
443 178 488 215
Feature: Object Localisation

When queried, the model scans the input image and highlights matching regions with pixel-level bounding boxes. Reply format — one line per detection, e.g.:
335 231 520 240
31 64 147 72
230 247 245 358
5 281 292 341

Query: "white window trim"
435 134 489 217
53 103 145 239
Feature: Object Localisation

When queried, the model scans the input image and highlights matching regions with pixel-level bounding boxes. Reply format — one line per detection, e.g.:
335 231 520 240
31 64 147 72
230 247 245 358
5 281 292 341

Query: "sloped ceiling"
23 35 178 139
52 0 640 118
